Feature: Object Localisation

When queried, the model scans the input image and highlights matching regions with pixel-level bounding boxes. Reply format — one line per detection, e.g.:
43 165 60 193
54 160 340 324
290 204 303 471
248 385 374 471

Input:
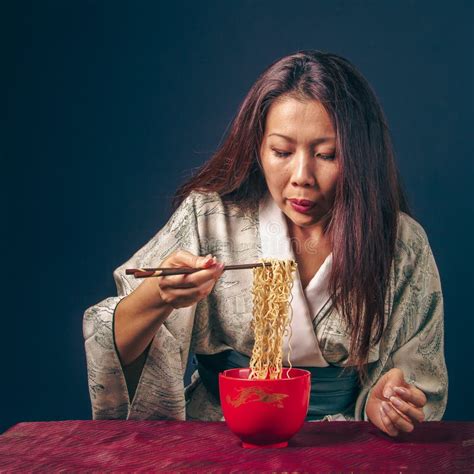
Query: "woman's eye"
271 149 291 158
270 149 336 160
316 153 336 161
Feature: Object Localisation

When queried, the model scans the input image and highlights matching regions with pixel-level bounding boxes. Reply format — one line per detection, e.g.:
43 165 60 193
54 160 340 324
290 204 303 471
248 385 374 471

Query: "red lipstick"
288 198 315 214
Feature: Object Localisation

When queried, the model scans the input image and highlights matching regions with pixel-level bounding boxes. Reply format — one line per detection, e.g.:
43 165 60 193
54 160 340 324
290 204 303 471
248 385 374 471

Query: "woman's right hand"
154 250 225 309
114 250 224 366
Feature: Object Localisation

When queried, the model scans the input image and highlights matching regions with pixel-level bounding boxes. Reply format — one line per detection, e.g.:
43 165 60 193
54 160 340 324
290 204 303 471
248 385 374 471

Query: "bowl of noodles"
219 367 310 448
219 259 311 448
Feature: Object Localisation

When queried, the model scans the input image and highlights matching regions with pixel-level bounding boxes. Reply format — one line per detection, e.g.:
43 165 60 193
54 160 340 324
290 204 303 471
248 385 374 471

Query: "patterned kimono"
83 190 447 422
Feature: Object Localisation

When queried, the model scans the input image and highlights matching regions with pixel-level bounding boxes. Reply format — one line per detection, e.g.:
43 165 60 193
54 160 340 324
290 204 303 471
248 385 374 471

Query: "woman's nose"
290 152 316 187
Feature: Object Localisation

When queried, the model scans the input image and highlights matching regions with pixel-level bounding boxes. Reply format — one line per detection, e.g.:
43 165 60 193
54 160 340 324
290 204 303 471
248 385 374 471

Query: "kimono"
83 190 448 422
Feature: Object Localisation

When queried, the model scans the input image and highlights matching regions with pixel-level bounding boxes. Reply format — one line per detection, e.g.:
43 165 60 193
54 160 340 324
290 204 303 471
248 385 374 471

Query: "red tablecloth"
0 420 472 472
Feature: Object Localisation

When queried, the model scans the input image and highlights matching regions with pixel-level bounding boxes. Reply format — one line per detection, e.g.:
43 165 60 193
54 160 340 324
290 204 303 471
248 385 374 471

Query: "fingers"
158 278 216 308
169 250 216 269
389 395 425 423
161 262 224 289
381 369 426 410
393 386 427 408
380 401 414 436
160 251 224 288
370 368 427 437
381 379 426 431
382 368 405 399
388 402 413 424
156 251 225 308
379 402 399 436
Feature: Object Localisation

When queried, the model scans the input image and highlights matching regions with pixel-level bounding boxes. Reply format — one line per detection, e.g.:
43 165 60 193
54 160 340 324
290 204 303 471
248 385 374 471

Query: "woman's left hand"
365 368 426 437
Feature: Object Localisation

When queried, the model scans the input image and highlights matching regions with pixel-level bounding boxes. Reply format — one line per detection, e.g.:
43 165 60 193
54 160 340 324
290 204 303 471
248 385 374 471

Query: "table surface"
0 420 473 472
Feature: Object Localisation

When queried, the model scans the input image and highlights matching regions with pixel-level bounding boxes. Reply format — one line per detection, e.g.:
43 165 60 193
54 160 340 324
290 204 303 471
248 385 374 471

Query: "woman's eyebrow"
268 133 336 144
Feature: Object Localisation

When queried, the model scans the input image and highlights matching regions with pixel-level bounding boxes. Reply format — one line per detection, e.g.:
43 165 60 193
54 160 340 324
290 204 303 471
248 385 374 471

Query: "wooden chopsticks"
126 262 273 278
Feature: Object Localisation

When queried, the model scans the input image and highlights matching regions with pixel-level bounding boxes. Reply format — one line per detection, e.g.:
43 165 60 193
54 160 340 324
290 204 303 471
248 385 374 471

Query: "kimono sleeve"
360 231 448 422
388 240 448 420
82 191 202 420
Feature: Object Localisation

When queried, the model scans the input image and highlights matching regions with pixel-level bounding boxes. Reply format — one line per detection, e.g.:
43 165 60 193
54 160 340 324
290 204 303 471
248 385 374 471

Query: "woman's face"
259 96 340 232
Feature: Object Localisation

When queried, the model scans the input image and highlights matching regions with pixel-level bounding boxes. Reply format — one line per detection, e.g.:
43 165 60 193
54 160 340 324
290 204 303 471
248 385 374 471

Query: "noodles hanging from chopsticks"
249 258 297 380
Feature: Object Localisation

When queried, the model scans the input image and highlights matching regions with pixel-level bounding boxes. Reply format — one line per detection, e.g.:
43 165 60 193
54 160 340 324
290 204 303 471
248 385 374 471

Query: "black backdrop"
3 0 473 433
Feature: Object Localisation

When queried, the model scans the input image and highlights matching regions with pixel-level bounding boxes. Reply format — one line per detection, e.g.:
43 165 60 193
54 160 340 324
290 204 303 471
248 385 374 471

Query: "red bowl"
219 367 310 448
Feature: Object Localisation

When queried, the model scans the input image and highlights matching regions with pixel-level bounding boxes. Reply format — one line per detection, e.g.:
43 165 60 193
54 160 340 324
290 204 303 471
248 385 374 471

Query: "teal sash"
196 350 360 420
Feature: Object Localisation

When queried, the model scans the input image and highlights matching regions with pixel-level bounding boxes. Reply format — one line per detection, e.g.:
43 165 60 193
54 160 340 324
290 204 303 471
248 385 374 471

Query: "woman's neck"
285 217 330 251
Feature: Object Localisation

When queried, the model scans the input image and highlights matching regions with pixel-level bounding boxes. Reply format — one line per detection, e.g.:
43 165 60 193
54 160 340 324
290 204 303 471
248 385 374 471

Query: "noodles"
249 258 297 380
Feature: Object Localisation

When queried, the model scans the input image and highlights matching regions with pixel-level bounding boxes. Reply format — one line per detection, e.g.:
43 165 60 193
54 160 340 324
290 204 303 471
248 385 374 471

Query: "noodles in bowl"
219 258 311 448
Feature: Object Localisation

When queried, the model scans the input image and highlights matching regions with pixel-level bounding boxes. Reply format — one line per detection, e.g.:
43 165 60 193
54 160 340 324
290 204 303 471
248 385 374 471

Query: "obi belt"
195 349 360 421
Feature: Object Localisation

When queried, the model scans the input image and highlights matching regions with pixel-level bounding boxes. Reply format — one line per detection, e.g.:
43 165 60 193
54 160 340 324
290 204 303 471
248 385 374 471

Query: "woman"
84 50 447 437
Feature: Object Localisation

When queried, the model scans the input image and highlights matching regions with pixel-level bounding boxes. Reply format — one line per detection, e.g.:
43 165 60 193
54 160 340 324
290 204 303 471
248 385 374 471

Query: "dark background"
3 0 473 433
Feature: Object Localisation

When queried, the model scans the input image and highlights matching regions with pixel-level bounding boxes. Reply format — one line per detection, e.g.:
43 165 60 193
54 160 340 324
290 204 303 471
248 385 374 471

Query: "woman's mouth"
288 199 315 214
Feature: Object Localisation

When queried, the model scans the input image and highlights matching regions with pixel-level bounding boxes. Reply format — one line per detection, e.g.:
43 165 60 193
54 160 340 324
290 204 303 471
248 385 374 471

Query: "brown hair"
173 50 410 372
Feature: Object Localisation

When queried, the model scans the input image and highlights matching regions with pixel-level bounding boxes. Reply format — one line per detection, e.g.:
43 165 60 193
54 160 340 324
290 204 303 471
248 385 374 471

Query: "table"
0 420 472 472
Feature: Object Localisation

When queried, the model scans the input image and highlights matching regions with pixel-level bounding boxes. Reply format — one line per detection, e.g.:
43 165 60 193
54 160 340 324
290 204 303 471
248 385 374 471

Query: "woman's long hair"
173 50 410 372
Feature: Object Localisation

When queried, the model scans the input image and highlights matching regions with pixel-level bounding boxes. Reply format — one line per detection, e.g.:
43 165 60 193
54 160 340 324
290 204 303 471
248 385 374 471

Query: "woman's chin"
286 212 318 228
285 209 328 230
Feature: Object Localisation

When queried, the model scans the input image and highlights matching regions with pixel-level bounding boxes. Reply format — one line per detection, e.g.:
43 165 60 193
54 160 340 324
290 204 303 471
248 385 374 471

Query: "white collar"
258 192 330 367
